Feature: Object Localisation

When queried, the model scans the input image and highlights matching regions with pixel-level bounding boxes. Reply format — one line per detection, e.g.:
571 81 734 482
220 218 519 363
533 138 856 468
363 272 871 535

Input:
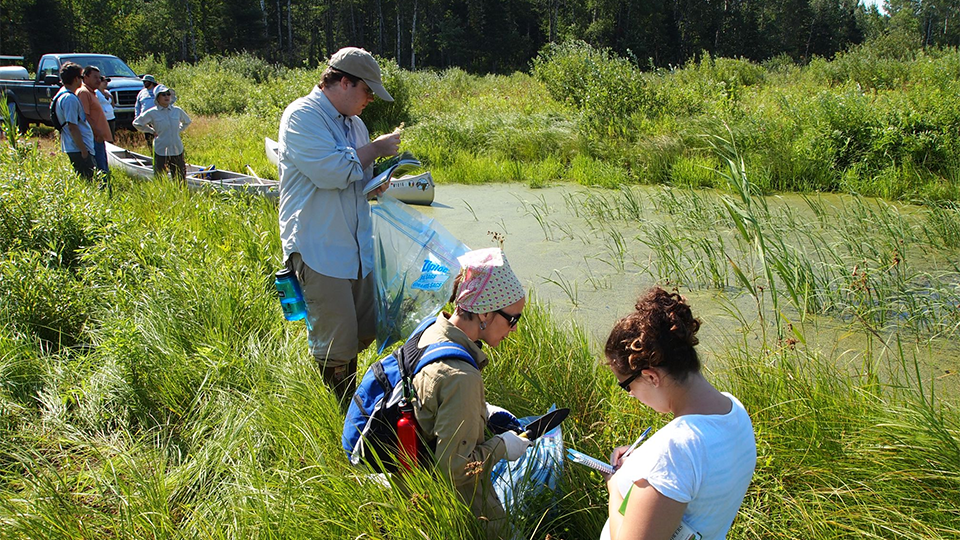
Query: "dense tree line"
1 0 958 72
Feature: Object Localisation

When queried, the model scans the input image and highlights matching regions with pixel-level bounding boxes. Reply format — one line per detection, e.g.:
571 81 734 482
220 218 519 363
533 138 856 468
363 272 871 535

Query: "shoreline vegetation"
120 41 960 204
2 42 959 538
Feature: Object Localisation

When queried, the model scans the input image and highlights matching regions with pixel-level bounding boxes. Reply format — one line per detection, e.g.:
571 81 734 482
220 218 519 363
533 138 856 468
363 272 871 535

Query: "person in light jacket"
133 84 191 183
277 46 399 403
135 74 158 145
412 247 531 539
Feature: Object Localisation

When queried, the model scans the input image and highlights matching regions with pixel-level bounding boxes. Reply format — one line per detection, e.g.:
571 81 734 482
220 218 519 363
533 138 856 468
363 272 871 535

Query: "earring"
479 320 487 330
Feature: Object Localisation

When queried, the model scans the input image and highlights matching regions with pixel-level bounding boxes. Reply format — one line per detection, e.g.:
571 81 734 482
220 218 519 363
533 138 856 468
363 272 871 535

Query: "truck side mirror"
43 75 60 86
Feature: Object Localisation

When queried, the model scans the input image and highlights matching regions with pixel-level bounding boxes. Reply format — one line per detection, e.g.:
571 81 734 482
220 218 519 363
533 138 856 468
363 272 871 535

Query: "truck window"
62 56 137 78
38 57 59 80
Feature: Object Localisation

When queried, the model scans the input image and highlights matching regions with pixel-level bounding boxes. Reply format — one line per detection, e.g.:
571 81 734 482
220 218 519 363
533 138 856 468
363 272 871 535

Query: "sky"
861 0 888 13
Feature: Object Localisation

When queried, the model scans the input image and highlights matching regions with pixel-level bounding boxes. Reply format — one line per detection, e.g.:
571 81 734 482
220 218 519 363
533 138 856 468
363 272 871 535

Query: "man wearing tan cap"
277 47 401 405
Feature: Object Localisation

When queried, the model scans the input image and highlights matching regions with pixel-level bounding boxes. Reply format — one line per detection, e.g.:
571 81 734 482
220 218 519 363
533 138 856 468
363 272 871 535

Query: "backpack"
49 90 69 131
342 316 478 472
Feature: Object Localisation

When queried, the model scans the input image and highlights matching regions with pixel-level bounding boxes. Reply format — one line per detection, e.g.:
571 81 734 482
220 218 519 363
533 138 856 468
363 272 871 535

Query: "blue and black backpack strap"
397 316 479 377
396 316 479 401
50 90 68 131
410 316 439 339
414 342 478 374
394 316 439 381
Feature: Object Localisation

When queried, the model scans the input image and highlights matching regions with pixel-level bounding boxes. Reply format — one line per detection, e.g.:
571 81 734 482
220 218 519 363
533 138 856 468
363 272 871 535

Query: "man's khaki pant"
288 253 376 404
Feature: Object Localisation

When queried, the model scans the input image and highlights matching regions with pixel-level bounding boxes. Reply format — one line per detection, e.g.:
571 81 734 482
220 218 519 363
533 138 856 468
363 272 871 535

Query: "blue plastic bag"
491 405 565 514
371 195 470 353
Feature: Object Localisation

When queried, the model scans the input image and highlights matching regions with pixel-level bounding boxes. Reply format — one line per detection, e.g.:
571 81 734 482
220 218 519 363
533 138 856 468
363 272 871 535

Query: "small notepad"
566 448 615 475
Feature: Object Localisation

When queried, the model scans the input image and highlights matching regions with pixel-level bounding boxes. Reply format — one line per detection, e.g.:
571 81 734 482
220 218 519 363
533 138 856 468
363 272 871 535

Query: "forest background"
2 0 959 74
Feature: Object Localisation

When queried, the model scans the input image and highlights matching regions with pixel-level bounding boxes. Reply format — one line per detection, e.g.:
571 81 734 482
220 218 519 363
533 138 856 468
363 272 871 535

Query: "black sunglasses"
354 80 375 97
494 309 522 328
618 370 644 392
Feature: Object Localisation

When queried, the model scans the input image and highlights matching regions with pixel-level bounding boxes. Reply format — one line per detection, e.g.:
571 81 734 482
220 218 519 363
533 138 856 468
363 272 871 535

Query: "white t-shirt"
97 89 115 120
601 393 757 540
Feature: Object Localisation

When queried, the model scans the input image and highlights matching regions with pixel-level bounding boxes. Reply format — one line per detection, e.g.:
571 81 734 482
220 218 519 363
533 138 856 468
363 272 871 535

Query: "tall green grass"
3 128 960 539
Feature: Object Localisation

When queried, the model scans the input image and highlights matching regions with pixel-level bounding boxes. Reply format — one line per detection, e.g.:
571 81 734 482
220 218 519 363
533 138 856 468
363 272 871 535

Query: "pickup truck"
1 53 146 132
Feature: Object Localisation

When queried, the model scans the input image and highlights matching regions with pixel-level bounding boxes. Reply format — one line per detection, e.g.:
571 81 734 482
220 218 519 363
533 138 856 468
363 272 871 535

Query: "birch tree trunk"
260 0 269 44
378 0 384 52
411 0 417 69
549 0 558 42
185 0 197 61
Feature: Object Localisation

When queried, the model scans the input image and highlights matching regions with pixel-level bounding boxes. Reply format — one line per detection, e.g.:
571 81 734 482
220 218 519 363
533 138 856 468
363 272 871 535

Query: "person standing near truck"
136 74 158 145
97 76 116 139
277 46 400 404
76 66 113 173
53 62 95 180
133 84 191 183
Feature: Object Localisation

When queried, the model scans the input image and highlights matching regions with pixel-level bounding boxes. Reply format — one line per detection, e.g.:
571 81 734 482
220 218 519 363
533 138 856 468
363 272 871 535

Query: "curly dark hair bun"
606 287 702 382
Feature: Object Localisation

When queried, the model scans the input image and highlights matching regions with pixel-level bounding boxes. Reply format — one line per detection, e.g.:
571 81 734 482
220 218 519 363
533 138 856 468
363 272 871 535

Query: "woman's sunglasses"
618 370 644 392
494 309 522 328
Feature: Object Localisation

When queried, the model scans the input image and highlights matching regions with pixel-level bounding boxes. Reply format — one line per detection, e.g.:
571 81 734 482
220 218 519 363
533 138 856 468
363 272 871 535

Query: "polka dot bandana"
455 248 526 314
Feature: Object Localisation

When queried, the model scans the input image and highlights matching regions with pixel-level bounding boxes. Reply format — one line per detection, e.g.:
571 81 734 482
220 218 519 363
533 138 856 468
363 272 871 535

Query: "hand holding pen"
609 426 652 471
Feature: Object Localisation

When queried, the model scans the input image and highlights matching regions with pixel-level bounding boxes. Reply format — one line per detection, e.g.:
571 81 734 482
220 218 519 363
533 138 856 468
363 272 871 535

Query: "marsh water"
411 183 960 395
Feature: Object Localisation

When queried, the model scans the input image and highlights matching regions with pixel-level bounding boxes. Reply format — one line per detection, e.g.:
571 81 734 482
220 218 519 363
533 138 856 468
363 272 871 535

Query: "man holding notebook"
277 47 401 404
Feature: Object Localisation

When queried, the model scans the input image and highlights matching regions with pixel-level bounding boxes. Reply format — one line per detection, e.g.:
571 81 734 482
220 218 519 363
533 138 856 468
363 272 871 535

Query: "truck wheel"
13 103 30 134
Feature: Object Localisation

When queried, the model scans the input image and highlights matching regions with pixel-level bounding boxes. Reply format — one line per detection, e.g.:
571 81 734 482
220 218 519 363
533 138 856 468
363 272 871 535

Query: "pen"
622 426 652 460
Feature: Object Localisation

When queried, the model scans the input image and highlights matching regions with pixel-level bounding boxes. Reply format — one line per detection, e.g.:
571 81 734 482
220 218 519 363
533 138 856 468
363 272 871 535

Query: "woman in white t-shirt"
600 287 756 540
97 77 116 139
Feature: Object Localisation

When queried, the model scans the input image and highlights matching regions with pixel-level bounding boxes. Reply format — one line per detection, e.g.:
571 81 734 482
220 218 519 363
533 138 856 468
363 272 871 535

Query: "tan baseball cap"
328 47 394 102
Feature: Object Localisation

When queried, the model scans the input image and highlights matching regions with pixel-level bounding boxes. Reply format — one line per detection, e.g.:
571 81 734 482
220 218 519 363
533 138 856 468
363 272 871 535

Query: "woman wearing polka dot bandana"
411 247 527 539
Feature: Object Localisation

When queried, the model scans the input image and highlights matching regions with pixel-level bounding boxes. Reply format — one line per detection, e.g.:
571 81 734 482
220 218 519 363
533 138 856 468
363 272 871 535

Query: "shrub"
692 53 766 89
128 55 168 81
531 40 651 140
163 57 255 116
216 51 288 84
762 53 799 74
